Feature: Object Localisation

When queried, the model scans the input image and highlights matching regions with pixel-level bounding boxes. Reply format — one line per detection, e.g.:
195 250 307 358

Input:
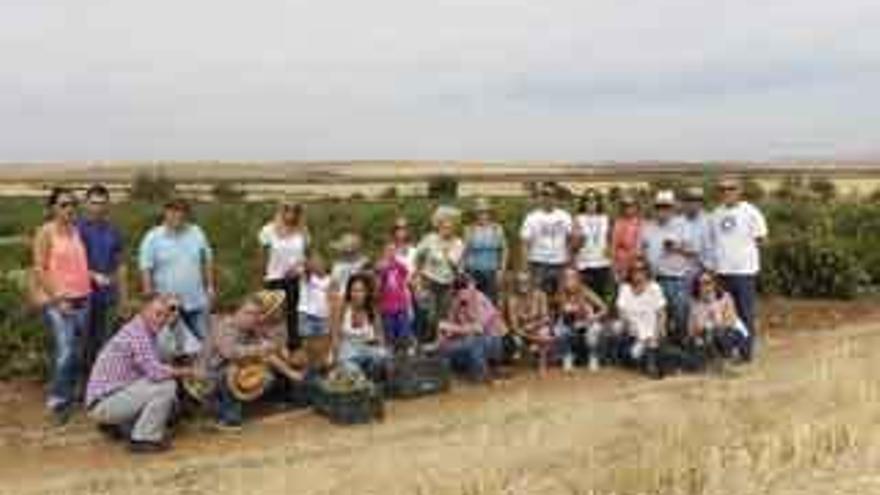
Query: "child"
555 266 609 372
505 271 556 376
298 254 338 370
376 244 415 351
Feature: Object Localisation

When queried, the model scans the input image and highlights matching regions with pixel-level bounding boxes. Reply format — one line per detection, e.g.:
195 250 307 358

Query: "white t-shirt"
710 202 768 275
641 217 690 277
298 273 331 318
258 223 308 281
520 208 573 265
617 282 666 341
574 213 611 270
340 307 377 343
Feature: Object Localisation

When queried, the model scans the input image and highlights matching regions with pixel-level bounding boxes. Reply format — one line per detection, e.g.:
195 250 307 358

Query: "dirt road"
2 298 879 495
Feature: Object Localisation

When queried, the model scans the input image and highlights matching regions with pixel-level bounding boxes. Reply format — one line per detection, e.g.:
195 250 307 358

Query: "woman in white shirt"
331 273 390 380
257 200 309 349
572 188 613 301
616 259 667 378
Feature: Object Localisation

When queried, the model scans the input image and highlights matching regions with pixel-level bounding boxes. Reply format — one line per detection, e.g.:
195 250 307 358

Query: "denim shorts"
298 312 328 338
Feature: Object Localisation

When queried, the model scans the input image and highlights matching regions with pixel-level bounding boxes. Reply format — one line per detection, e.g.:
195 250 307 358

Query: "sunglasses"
58 200 78 208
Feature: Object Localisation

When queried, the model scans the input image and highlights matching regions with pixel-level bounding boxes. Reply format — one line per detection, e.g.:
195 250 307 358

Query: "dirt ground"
1 297 879 495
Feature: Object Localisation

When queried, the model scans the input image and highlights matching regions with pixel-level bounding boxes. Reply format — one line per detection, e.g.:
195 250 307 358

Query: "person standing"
520 185 573 296
463 197 508 304
138 199 216 340
257 200 309 349
641 191 690 344
414 206 464 343
77 184 127 381
31 187 93 425
610 194 644 281
572 188 614 301
86 295 193 453
709 177 768 361
679 187 714 286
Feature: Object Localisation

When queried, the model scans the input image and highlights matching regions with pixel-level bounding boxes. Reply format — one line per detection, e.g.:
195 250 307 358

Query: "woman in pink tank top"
611 194 644 281
32 187 93 424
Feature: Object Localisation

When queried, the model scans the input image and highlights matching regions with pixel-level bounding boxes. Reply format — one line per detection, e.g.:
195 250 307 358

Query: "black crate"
385 354 451 399
313 384 384 425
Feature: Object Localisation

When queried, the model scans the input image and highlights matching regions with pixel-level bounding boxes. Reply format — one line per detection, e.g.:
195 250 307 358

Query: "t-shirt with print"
710 202 768 275
574 213 611 270
298 273 332 318
416 233 464 285
616 281 666 341
520 208 573 265
641 216 690 278
258 223 308 281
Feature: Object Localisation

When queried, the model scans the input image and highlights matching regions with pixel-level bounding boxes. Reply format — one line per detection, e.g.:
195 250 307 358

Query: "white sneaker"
562 354 574 372
588 356 600 372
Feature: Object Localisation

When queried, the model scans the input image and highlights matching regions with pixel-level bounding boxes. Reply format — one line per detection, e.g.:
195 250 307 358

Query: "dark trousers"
579 266 614 302
265 277 301 350
467 269 500 304
529 262 564 297
719 275 757 360
83 297 115 383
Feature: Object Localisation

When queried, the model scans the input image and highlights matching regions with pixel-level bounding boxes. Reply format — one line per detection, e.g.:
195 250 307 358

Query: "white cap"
654 190 676 206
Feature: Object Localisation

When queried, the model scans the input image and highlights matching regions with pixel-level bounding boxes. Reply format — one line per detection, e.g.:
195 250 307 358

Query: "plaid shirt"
86 315 174 407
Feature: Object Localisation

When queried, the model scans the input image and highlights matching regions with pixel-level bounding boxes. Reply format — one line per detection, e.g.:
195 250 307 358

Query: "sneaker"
588 356 600 373
128 440 171 454
212 421 243 434
562 354 575 372
49 405 73 427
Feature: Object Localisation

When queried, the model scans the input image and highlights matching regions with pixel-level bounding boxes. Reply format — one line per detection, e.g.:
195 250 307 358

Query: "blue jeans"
657 276 689 343
215 374 244 426
298 312 329 338
440 334 502 381
338 340 391 379
719 275 757 360
382 311 414 348
180 307 210 341
44 302 90 410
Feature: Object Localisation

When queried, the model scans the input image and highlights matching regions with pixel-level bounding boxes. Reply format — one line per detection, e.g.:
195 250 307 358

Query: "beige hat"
620 193 637 205
683 186 705 201
253 290 285 321
654 190 676 206
473 197 492 212
330 233 363 253
225 359 272 402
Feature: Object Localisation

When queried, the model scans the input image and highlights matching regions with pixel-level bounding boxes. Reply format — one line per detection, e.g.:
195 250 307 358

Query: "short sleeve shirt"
520 209 573 265
258 223 308 281
641 217 690 277
710 202 768 275
416 233 464 285
138 224 213 311
617 282 666 341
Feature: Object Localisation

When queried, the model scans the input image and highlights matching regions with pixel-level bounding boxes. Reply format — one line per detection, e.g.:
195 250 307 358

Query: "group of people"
29 176 767 453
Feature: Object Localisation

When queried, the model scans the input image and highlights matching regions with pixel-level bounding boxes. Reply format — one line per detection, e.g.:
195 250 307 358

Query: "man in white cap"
640 190 690 343
708 177 768 362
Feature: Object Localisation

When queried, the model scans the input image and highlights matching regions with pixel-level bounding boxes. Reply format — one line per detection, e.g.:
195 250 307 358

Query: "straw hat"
654 190 677 206
330 233 363 253
683 186 705 202
253 290 285 321
431 205 461 227
225 359 272 402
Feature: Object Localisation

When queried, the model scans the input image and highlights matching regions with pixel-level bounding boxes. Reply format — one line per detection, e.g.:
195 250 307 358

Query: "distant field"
0 161 878 200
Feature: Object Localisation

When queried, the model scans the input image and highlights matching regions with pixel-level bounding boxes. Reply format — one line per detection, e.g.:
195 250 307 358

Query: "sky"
1 0 879 162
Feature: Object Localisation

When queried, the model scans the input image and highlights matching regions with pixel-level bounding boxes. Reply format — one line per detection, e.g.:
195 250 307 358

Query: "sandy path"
2 301 879 495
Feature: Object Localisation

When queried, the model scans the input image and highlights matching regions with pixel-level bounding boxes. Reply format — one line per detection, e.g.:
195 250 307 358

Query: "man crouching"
204 291 302 431
85 294 193 453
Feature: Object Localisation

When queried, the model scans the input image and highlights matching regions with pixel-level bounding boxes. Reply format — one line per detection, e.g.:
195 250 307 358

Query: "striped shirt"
86 315 174 407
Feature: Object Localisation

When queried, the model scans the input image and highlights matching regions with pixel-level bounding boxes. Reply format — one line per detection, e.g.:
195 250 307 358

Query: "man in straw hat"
708 177 768 362
85 294 194 453
202 291 300 431
640 190 690 344
520 183 573 295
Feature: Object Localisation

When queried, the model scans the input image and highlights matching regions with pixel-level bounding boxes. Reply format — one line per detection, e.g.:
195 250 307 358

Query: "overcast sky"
2 0 878 162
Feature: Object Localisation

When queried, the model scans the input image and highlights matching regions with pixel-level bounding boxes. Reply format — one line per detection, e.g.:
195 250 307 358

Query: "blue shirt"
138 224 213 311
77 218 124 305
680 213 714 275
464 223 505 273
641 216 689 278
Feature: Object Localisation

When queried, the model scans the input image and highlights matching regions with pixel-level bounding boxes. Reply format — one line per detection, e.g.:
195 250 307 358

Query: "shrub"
761 237 863 299
130 168 176 202
427 176 458 199
808 176 837 202
211 182 246 202
0 276 46 378
379 185 398 199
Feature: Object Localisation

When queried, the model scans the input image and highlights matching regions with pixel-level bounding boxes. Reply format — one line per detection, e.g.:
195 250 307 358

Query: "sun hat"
473 197 492 212
683 186 705 202
330 233 363 253
252 290 285 321
225 359 273 402
654 190 676 206
620 193 637 205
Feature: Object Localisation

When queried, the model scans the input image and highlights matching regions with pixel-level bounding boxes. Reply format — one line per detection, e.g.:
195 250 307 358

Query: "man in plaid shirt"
86 294 194 453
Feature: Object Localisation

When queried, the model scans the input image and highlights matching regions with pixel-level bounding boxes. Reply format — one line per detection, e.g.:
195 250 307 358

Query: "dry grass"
6 319 880 495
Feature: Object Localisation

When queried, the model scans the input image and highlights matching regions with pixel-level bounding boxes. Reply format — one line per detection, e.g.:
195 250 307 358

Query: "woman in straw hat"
463 198 508 305
413 205 464 343
256 199 310 350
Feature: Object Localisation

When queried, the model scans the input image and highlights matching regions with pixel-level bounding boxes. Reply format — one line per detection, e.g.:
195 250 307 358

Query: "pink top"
446 288 505 338
46 226 92 299
611 216 643 277
377 255 411 315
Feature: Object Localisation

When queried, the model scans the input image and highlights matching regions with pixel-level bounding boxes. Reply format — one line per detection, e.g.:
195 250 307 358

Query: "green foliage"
761 237 863 299
0 277 46 378
427 175 459 200
130 168 176 202
808 176 837 202
210 182 246 202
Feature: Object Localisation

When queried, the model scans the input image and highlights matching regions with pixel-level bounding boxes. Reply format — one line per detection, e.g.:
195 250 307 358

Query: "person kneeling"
505 271 557 376
616 260 668 379
204 292 302 431
437 274 507 383
85 295 193 453
554 266 610 372
332 274 392 381
688 272 750 368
